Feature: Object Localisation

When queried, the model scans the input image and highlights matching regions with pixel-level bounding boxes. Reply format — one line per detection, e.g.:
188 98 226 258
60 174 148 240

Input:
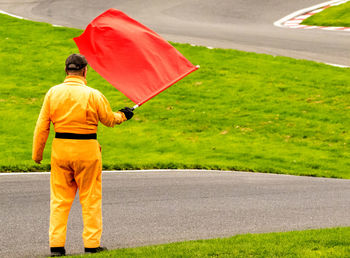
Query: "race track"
1 171 350 257
0 0 349 66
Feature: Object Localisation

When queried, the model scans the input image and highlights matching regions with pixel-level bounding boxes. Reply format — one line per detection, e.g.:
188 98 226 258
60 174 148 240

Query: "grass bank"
65 227 350 257
302 1 350 27
0 13 349 178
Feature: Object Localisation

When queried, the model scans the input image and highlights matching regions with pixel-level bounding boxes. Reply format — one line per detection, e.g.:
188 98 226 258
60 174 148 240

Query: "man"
32 54 134 257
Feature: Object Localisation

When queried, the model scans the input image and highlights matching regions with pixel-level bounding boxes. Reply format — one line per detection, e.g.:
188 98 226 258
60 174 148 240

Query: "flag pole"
131 104 139 111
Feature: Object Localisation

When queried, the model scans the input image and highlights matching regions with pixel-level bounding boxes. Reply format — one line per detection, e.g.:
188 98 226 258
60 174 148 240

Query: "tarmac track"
1 170 350 258
0 0 349 66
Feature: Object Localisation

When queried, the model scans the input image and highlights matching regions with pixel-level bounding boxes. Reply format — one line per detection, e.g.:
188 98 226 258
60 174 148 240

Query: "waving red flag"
74 8 198 106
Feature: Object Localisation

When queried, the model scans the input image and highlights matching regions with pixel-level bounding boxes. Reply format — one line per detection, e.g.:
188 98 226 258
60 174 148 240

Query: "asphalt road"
0 0 350 66
1 170 350 257
0 0 349 66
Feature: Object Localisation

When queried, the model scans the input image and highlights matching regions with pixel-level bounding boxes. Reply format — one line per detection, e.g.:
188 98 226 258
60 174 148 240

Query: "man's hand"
119 107 134 120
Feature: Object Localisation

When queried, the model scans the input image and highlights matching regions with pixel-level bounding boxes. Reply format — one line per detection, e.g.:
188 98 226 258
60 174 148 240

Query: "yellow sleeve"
94 90 127 127
32 90 51 162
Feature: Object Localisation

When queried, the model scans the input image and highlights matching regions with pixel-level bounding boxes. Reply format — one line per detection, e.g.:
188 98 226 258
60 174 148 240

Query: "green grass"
302 2 350 27
0 13 349 178
64 227 350 257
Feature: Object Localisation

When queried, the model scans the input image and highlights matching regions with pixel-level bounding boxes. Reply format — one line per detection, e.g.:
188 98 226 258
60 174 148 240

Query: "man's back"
48 76 99 134
32 75 127 162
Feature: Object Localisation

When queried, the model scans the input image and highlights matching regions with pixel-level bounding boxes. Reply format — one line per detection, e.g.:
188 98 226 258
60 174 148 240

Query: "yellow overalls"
32 75 127 248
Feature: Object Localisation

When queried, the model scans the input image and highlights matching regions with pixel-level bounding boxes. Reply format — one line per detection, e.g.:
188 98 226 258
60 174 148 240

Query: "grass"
64 227 350 257
0 13 349 178
302 1 350 27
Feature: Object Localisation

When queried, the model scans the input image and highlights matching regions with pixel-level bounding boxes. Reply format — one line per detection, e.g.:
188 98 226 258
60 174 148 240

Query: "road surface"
0 0 349 66
1 170 350 257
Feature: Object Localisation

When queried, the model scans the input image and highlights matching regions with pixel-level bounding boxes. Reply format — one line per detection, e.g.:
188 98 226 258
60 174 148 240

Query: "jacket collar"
64 75 87 85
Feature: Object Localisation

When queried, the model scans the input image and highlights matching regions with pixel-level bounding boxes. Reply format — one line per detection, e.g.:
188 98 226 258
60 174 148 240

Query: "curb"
274 0 350 31
0 9 25 19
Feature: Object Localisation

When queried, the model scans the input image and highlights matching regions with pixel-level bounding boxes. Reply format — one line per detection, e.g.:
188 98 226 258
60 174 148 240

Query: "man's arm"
32 91 51 164
94 90 131 127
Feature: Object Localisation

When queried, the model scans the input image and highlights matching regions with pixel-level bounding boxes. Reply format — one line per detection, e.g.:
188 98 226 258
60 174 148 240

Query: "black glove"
119 107 134 120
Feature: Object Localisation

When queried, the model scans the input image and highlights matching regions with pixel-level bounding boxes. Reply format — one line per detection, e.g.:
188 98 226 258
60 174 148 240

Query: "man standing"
32 54 134 257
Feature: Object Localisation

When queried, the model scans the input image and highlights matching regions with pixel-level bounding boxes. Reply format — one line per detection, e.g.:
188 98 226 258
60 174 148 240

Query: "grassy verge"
64 227 350 257
0 13 349 178
302 2 350 27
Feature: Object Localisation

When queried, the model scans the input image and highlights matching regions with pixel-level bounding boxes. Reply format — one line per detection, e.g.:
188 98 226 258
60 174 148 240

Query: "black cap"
65 54 88 70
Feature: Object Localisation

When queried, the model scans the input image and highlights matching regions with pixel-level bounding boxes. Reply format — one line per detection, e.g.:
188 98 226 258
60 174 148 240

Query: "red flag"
74 8 198 106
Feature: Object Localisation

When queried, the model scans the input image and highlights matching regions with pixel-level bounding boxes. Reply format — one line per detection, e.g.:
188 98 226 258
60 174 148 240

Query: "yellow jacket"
32 75 127 162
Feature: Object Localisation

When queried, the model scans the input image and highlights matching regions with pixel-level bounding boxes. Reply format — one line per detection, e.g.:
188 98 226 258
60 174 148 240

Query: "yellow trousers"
49 138 102 248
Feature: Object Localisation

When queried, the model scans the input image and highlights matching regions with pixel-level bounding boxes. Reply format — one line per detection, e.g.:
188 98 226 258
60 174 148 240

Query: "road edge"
274 0 350 31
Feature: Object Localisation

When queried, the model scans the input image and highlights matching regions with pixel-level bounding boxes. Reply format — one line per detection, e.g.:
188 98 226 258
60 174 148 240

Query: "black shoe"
85 246 108 253
50 247 66 257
